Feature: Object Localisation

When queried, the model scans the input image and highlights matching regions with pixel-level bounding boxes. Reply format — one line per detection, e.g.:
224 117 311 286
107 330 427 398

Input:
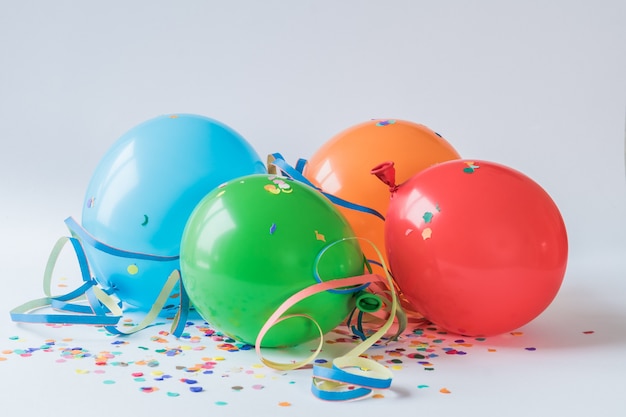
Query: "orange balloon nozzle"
371 161 398 193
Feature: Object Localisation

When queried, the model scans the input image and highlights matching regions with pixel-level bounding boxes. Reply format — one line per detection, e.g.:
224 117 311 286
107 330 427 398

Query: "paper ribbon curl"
10 221 189 337
254 237 404 401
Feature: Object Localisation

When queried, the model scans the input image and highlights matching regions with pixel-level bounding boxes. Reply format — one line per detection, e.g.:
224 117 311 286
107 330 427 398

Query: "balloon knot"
371 161 398 193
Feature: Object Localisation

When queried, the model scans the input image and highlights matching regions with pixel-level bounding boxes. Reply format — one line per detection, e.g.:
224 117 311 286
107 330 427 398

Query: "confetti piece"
190 386 204 393
278 402 292 407
264 184 281 194
373 393 385 399
103 380 116 385
440 388 451 394
422 228 432 240
510 332 524 336
583 331 595 334
167 392 180 397
376 120 396 126
417 385 429 389
525 347 536 351
270 223 277 234
315 230 326 242
423 212 434 223
181 378 198 384
127 264 139 275
463 161 480 173
215 401 228 406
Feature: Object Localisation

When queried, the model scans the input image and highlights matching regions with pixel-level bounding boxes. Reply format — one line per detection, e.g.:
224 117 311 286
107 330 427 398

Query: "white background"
1 1 625 416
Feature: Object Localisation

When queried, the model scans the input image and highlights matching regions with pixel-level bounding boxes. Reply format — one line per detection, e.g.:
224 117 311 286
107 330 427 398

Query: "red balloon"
374 159 568 336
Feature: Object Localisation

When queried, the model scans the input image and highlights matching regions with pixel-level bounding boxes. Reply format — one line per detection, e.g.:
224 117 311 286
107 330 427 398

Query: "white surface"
1 1 626 416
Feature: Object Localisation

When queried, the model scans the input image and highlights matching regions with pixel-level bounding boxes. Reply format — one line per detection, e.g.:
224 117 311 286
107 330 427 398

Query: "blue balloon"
75 114 265 310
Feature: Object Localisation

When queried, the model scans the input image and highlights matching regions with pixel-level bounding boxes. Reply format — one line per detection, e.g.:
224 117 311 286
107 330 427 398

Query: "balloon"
180 174 365 347
79 114 266 310
374 159 568 336
302 119 460 267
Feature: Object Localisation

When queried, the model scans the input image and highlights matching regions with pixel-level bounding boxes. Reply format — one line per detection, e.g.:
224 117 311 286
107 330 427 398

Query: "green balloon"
180 174 365 347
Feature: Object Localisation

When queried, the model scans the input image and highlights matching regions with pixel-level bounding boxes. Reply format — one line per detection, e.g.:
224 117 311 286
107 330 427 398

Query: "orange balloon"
303 119 461 268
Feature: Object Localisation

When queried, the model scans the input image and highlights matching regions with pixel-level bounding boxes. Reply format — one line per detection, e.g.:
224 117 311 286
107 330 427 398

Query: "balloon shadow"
474 284 626 350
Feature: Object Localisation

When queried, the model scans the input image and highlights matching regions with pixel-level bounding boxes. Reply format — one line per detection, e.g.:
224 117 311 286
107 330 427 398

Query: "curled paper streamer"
255 237 403 401
10 226 188 337
267 153 385 220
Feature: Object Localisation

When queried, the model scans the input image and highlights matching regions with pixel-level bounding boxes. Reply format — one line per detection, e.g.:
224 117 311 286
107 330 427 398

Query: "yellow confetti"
127 264 139 275
372 393 385 399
